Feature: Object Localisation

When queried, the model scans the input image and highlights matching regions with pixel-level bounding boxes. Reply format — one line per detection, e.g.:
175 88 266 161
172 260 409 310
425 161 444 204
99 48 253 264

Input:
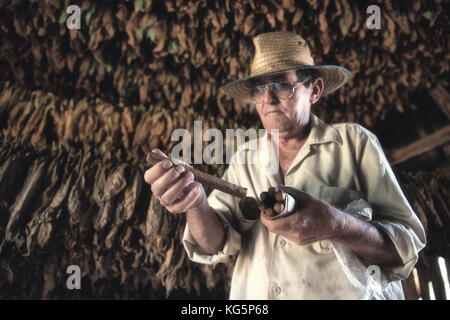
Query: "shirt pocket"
319 185 366 210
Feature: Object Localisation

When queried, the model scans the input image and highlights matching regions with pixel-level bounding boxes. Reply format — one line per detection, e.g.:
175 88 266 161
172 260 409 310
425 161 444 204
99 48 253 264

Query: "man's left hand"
259 186 345 246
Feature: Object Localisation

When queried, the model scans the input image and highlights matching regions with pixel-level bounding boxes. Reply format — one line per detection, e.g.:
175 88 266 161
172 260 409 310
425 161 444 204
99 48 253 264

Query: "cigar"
274 190 285 202
265 207 275 217
273 202 284 214
146 152 248 199
259 187 297 219
260 191 276 208
239 196 260 220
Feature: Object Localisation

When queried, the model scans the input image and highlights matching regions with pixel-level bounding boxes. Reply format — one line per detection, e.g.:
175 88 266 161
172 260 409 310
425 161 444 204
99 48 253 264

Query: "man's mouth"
265 110 282 115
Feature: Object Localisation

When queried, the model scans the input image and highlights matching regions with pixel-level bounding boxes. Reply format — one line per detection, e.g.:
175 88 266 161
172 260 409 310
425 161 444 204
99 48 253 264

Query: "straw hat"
219 31 352 102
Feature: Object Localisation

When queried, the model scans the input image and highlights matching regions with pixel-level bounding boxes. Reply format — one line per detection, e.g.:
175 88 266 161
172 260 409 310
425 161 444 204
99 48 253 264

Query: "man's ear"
310 77 324 104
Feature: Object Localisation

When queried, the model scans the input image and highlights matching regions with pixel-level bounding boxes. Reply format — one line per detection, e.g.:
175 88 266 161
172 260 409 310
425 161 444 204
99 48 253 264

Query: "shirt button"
312 241 322 253
319 240 331 252
274 286 281 295
279 239 286 248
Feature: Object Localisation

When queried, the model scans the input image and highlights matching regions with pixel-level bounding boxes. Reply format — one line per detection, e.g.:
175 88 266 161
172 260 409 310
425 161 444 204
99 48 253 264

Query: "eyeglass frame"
248 79 311 104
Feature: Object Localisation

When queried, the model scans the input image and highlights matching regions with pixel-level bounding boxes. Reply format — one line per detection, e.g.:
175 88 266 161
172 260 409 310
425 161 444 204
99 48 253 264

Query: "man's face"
251 70 316 137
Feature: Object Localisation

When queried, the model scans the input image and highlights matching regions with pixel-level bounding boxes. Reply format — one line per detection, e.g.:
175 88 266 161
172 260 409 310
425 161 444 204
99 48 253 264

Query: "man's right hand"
144 149 225 254
144 149 207 214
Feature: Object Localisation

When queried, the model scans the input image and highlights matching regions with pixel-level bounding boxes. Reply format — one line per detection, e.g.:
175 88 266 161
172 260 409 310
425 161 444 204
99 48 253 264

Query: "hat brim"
219 65 352 103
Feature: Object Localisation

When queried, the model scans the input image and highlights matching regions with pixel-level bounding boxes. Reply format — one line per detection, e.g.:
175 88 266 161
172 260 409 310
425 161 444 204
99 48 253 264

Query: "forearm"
332 207 403 267
186 199 226 255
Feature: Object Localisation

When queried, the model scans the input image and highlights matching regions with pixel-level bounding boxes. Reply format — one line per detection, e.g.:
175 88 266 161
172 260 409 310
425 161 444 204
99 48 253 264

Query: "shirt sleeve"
357 129 426 281
182 161 256 265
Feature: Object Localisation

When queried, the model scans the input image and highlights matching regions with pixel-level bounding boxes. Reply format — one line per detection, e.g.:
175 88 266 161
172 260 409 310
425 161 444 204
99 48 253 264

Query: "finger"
167 183 202 213
260 211 291 232
258 203 266 212
159 171 195 206
260 209 273 225
144 159 173 184
260 210 279 229
151 165 186 198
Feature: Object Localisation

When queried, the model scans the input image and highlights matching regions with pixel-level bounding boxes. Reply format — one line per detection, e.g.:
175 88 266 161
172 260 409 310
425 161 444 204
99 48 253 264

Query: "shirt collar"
305 113 343 147
257 113 343 177
255 113 343 158
236 114 342 175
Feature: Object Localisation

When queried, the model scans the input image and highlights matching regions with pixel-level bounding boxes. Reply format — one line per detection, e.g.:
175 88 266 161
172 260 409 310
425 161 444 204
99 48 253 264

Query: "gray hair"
296 68 321 87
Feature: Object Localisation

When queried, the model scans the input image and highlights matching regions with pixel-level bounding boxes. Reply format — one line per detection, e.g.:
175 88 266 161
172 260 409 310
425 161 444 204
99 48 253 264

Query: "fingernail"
175 165 185 173
185 172 194 182
162 160 172 169
175 191 184 201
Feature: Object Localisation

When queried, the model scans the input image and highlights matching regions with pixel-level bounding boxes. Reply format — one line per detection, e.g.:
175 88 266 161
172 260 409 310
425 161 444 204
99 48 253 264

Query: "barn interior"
0 0 448 299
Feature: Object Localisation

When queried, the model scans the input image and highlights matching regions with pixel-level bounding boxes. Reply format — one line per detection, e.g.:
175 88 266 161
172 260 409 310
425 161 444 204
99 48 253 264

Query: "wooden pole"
416 260 431 300
429 257 447 300
402 274 419 300
429 84 450 120
388 125 450 165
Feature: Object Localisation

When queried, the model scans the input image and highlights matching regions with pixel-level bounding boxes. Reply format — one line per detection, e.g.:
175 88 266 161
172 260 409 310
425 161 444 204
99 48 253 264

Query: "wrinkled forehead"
249 70 298 86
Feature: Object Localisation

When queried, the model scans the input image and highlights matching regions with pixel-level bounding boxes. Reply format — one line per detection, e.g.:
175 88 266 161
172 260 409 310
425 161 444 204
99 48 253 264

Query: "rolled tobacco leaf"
146 152 261 220
146 152 247 199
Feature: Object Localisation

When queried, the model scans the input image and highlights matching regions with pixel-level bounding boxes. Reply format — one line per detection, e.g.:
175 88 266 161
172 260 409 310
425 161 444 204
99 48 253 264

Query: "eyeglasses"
249 81 307 104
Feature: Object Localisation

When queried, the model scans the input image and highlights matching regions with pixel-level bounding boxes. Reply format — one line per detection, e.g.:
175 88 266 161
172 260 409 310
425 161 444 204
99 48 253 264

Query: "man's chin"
263 120 289 131
265 126 290 136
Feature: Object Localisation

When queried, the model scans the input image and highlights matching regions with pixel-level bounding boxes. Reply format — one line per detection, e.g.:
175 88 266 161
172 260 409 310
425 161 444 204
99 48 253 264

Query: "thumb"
278 185 311 206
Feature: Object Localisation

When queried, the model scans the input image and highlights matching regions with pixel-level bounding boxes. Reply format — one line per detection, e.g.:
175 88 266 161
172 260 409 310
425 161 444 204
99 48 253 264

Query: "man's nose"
263 86 278 104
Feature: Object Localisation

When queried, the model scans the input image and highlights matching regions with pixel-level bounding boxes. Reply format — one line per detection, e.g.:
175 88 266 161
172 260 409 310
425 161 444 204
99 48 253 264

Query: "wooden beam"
429 257 447 300
388 125 450 165
417 263 431 300
429 84 450 120
402 275 419 300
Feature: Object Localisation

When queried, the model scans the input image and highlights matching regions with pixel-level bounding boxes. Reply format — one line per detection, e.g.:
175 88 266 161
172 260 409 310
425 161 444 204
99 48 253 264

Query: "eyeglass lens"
250 83 294 103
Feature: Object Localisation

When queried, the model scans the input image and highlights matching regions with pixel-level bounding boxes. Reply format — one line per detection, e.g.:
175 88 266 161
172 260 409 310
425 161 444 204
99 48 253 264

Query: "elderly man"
144 32 425 299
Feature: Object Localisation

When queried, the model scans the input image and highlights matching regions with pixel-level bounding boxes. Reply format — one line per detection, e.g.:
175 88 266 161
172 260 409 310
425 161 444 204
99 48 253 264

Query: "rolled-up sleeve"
182 164 256 265
357 129 426 281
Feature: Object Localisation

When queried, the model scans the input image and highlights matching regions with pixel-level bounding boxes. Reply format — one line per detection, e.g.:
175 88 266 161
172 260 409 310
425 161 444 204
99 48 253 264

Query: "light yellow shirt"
182 114 426 300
